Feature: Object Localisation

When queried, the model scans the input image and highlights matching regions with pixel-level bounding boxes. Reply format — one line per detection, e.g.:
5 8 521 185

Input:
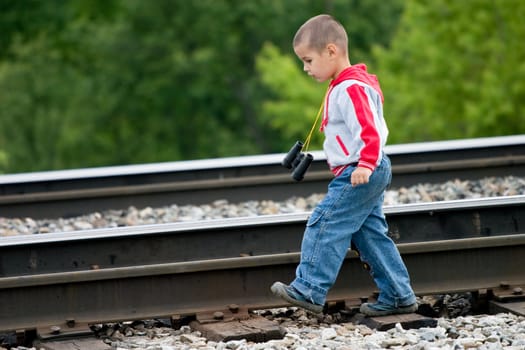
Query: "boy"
271 14 417 316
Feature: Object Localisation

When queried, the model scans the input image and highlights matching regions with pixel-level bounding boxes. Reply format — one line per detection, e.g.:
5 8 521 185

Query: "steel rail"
0 135 524 219
0 196 523 277
0 195 524 332
0 234 523 332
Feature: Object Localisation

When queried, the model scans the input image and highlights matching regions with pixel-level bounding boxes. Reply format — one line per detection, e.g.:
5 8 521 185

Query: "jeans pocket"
306 207 325 227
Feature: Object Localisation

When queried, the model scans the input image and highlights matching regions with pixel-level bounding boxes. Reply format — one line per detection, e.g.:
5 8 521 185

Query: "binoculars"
282 141 313 181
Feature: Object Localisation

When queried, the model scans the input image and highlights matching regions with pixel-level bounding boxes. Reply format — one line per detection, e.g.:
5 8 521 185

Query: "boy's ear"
326 43 338 57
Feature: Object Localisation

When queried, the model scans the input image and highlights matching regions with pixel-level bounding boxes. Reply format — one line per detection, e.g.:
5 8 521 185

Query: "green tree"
0 2 123 172
256 42 328 151
373 0 525 143
0 0 404 173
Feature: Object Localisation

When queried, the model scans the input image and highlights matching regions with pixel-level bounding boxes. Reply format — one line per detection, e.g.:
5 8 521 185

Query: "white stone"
320 327 337 340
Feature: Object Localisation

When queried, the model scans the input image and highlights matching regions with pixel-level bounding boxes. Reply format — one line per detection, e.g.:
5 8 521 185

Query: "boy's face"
294 42 337 82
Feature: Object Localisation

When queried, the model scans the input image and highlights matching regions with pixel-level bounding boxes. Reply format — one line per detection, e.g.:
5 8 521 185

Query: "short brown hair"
293 14 348 53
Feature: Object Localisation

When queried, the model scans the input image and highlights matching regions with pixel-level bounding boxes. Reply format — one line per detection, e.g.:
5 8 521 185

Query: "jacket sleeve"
345 84 381 171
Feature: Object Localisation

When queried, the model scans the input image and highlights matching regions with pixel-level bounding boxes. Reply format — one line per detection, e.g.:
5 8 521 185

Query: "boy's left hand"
351 167 372 186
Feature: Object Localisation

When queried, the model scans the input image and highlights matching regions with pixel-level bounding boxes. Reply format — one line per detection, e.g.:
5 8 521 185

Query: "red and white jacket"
321 64 388 176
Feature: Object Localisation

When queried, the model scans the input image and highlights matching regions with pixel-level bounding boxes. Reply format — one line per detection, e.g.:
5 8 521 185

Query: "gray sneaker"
360 301 418 316
270 282 323 314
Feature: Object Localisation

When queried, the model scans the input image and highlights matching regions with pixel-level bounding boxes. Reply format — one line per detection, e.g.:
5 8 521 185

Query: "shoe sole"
360 303 418 317
270 282 323 314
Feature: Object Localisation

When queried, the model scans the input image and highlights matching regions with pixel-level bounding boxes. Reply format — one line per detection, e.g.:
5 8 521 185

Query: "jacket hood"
330 64 383 102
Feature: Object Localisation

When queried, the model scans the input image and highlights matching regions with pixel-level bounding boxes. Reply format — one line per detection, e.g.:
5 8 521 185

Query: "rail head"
1 135 523 184
1 195 524 248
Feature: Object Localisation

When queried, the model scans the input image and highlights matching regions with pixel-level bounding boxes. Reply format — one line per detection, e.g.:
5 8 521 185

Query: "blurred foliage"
256 42 328 151
372 0 525 142
0 0 352 172
0 0 521 174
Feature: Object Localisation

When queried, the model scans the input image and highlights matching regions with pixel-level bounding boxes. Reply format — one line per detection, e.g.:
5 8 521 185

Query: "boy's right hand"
351 167 372 186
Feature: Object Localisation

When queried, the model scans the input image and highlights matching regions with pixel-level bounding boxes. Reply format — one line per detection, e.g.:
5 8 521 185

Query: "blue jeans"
290 155 416 307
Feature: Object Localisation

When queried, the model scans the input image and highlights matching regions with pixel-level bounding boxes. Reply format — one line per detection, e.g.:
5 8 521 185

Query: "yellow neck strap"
303 89 328 152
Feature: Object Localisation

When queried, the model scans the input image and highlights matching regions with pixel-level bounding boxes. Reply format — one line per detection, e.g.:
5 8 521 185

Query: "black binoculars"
282 141 313 181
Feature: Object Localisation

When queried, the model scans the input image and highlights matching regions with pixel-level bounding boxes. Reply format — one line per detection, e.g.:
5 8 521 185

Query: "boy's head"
293 14 348 54
293 14 350 82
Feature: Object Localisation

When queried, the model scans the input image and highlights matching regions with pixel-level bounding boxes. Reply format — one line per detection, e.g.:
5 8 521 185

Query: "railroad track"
1 195 524 338
1 135 524 219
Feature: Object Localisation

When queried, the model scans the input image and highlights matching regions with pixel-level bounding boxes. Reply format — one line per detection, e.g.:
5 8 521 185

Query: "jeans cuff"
378 292 417 307
291 277 327 306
